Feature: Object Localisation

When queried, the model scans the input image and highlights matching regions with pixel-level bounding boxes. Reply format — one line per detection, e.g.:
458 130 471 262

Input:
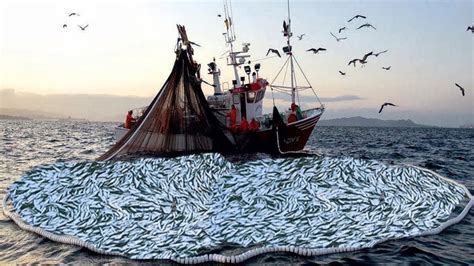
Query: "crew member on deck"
240 116 249 131
249 118 260 131
124 110 136 129
288 104 298 123
294 103 304 120
227 104 237 130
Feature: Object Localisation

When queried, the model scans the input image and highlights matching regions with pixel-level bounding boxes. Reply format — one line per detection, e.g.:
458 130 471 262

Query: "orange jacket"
288 112 297 124
240 118 249 131
125 113 134 129
227 108 237 127
249 119 260 131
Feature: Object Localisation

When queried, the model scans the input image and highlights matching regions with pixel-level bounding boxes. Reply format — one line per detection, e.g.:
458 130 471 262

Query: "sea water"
0 120 473 264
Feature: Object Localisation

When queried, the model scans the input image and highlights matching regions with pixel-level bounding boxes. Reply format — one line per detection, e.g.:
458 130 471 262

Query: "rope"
292 55 323 106
3 170 472 264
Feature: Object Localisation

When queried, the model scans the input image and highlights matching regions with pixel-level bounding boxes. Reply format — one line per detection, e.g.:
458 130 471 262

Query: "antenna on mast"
222 0 250 87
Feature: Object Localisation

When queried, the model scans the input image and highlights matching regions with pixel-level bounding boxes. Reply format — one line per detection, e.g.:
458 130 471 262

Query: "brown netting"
98 37 236 160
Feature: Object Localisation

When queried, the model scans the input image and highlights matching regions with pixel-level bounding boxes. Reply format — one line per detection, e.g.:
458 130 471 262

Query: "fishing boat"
106 0 324 159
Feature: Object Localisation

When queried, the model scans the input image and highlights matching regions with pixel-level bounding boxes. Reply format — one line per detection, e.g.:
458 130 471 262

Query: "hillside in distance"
318 116 434 128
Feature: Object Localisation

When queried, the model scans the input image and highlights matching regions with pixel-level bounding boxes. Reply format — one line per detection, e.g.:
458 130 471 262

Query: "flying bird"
374 50 388 57
361 51 374 62
217 14 222 17
357 23 376 30
266 48 281 57
78 24 89 31
382 66 391 70
338 27 347 33
348 15 366 23
379 102 397 113
307 48 327 54
339 71 346 76
62 24 67 28
330 32 347 42
358 59 368 67
455 83 465 96
283 20 289 36
348 59 358 67
68 13 79 17
348 54 370 67
467 26 474 33
297 34 305 40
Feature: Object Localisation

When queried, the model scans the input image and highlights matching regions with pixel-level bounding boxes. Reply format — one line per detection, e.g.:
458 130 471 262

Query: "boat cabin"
230 78 267 124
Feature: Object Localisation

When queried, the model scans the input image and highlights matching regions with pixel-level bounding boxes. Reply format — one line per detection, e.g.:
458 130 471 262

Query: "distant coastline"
0 114 31 120
0 108 466 128
318 116 434 128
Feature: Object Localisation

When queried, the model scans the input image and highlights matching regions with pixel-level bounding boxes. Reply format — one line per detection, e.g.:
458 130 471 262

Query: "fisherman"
124 110 136 129
294 103 304 120
288 103 298 123
240 116 249 131
249 118 260 131
227 104 237 130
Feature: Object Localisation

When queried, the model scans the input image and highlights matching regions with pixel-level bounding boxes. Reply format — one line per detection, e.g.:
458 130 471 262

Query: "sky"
0 0 473 127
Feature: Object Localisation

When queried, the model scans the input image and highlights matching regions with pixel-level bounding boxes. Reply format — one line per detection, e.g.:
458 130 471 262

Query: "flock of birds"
265 14 471 114
62 12 88 31
60 11 470 115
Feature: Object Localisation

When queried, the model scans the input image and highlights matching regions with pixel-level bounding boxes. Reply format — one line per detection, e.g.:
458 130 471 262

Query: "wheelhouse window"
255 90 265 102
233 94 240 104
247 91 256 103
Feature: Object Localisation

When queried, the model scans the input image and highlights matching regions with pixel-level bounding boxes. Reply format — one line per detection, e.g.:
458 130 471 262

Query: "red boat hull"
235 112 322 153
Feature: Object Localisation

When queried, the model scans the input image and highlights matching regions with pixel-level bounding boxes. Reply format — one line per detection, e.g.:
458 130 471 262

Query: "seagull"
283 20 289 36
358 59 368 67
297 34 305 40
374 50 388 57
266 48 281 57
307 48 327 54
78 24 89 31
455 83 465 96
467 26 474 33
348 59 358 67
382 66 391 70
348 15 366 23
330 32 347 42
361 51 374 62
338 27 347 33
62 24 67 28
379 102 397 113
339 71 346 75
348 55 370 67
68 12 79 17
357 23 376 30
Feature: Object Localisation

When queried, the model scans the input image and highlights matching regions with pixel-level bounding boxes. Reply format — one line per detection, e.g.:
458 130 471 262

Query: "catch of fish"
5 153 472 261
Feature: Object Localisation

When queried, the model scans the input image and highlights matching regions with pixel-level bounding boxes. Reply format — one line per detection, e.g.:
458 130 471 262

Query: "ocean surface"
0 119 473 264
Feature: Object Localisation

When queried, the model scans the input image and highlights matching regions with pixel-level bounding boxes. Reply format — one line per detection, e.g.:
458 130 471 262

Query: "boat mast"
286 0 296 104
271 0 324 109
223 0 249 87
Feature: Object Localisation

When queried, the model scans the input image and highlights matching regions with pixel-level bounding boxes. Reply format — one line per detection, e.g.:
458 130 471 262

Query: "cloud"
272 92 364 103
320 95 365 102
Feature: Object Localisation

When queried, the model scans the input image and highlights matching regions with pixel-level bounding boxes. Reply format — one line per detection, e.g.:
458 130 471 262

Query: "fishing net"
4 153 473 263
99 36 235 160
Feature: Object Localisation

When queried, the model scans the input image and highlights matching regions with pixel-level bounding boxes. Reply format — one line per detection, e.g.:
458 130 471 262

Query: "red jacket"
287 112 297 124
240 118 249 131
227 108 237 128
249 119 260 131
125 113 134 129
